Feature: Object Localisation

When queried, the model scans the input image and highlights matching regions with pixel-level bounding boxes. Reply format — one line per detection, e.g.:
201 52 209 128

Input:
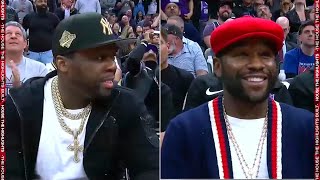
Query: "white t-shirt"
35 77 89 180
227 115 269 179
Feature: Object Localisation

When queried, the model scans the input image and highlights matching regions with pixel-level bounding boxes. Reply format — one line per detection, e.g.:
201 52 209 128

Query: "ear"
23 39 27 49
55 55 71 73
213 57 222 78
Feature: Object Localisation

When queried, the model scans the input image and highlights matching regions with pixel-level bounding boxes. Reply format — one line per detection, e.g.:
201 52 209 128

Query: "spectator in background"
136 26 143 37
256 4 272 20
284 21 314 78
112 22 121 37
5 21 48 93
161 0 194 20
147 0 158 15
6 0 19 23
203 0 233 48
272 0 293 21
115 0 134 17
11 0 34 23
288 67 314 113
125 9 136 28
309 6 314 21
286 0 310 33
54 0 78 21
48 0 57 12
252 0 264 15
107 13 117 26
137 13 152 27
233 0 255 17
160 27 194 117
133 0 145 17
276 16 298 66
135 11 145 24
100 0 117 14
165 24 208 77
23 0 60 64
74 0 101 14
163 3 202 46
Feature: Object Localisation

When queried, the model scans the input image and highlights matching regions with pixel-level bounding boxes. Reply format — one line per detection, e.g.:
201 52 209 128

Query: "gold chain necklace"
51 76 92 163
223 99 268 179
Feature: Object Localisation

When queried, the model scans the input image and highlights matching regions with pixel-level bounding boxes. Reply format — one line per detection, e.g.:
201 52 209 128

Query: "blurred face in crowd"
214 39 278 103
5 25 27 54
294 0 306 6
126 10 132 18
63 0 73 8
281 0 291 10
256 5 272 20
138 11 143 18
218 5 232 21
145 14 152 21
165 3 180 17
122 15 129 25
151 33 159 45
136 26 143 36
276 17 290 38
35 0 48 12
108 14 117 24
112 23 120 33
58 44 118 98
242 0 252 5
299 25 315 47
310 8 315 21
143 25 151 33
128 32 136 38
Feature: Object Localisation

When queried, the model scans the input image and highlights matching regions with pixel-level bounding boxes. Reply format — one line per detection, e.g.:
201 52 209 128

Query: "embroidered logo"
59 30 76 48
100 18 113 35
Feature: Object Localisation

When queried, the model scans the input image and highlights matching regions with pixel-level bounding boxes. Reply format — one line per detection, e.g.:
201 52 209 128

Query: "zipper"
9 94 28 180
83 91 120 154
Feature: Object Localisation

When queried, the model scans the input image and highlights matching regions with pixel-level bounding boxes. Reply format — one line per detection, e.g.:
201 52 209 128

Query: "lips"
101 76 115 89
242 74 268 89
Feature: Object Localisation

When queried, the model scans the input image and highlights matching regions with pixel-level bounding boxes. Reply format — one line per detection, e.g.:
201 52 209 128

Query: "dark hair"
298 21 315 35
161 27 168 42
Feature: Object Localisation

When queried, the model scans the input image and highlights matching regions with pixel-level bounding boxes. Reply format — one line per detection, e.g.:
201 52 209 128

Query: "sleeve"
74 0 80 11
203 23 215 38
183 77 205 111
125 43 147 76
119 92 159 180
5 94 26 179
38 64 49 77
193 44 208 72
14 10 19 22
11 0 18 12
283 51 298 75
161 117 191 179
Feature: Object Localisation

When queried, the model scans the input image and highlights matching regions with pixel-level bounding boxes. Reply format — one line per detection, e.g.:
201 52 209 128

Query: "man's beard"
220 64 278 103
36 5 47 14
219 12 231 21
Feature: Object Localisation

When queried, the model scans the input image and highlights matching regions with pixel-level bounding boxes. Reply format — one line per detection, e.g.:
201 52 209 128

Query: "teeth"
247 77 264 82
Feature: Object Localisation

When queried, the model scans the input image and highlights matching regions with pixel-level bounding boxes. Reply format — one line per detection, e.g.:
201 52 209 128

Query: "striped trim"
208 98 230 179
270 100 282 179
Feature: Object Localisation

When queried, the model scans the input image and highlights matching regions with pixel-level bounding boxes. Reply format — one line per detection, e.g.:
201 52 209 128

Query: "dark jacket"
288 68 314 113
6 5 19 23
54 7 78 21
6 71 159 180
184 74 293 111
286 9 310 33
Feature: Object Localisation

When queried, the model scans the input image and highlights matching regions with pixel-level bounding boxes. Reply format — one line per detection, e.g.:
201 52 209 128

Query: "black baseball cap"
219 0 234 9
163 24 183 39
52 13 133 57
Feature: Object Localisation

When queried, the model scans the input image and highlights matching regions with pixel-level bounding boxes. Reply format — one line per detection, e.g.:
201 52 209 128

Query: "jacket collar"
9 70 120 179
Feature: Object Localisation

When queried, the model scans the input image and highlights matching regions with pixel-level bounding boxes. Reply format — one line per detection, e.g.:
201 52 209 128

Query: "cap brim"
76 38 137 51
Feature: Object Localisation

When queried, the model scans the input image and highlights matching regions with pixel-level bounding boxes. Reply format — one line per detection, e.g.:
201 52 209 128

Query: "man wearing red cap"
161 17 314 179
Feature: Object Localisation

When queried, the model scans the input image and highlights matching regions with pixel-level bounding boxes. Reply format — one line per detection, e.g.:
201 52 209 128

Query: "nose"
247 54 265 71
103 58 117 73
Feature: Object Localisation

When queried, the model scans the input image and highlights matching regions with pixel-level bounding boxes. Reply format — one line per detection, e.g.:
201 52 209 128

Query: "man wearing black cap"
203 0 233 48
161 17 314 179
6 13 159 179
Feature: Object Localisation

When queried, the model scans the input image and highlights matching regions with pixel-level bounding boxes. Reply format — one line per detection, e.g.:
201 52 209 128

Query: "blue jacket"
161 97 314 179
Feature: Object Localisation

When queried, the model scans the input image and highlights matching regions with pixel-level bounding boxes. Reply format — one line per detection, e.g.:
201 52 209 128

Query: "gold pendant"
67 138 84 163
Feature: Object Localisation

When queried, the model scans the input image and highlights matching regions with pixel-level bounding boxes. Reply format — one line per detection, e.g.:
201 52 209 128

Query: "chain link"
222 98 268 179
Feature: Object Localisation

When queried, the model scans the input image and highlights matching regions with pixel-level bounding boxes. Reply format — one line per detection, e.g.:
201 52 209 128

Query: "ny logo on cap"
59 30 76 48
100 18 113 35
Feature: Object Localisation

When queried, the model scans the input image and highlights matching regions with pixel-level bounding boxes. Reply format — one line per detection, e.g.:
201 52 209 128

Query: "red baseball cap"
210 16 284 56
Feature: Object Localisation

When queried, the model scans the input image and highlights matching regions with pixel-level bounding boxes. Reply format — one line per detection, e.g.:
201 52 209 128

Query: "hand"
143 29 154 43
184 12 193 20
267 0 273 6
8 60 21 88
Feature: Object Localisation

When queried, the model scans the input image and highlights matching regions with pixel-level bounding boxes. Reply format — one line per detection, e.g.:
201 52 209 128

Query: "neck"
301 44 314 56
223 91 268 119
295 5 305 11
218 18 225 24
58 75 91 109
160 61 168 70
6 52 23 64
